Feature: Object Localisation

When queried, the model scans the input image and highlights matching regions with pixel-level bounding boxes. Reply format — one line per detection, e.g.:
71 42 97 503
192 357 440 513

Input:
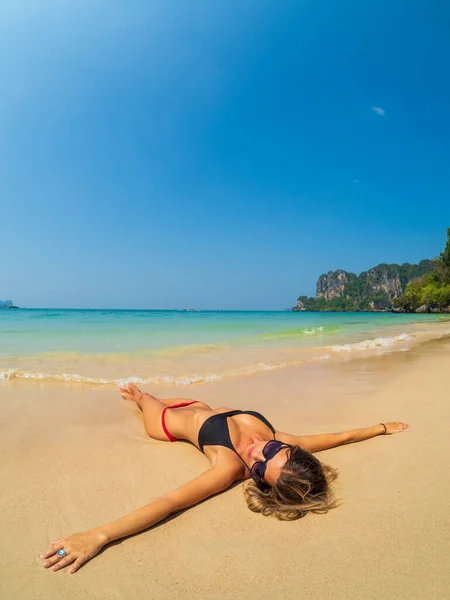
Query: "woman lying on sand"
40 382 409 574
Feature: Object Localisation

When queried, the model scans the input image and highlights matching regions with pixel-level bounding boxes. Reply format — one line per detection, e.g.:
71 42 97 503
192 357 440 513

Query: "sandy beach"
3 1 450 597
1 338 449 600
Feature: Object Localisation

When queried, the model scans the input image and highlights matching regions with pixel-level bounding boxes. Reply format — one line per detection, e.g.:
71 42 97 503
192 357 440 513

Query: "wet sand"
1 339 449 599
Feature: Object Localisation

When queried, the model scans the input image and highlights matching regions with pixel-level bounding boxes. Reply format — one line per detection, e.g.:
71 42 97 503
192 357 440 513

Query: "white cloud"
372 106 386 116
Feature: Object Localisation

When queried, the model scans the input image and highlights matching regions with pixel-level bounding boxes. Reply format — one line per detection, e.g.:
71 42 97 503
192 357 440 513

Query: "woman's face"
246 441 290 485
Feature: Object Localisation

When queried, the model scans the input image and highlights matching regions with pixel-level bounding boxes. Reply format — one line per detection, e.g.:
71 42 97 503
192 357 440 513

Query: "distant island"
293 228 450 313
0 300 19 309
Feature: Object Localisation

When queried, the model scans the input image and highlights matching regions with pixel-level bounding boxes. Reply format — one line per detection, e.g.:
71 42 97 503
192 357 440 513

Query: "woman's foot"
119 382 144 409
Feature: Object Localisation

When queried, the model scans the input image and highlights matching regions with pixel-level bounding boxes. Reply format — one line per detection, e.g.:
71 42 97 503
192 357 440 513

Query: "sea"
1 309 449 386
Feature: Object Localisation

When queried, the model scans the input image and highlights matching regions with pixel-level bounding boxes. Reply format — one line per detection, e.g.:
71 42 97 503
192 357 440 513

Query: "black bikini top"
197 410 276 455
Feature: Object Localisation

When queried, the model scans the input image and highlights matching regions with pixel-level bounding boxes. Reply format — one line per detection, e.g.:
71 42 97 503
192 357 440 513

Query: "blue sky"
1 0 449 309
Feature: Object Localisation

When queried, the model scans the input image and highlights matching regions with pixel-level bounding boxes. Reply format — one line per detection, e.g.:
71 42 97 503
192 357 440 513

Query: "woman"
40 382 409 574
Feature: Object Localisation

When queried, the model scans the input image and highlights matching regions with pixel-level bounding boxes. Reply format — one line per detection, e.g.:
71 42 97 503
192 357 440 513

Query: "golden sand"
0 339 449 599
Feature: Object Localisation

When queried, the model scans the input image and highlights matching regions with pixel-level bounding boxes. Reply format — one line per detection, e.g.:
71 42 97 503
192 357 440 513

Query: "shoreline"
2 320 450 388
1 336 449 598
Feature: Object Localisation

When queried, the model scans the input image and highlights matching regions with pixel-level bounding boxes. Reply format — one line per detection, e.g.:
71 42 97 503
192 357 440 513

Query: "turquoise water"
1 309 449 385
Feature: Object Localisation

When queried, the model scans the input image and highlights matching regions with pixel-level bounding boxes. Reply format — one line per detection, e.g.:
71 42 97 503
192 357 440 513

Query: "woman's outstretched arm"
276 421 409 453
40 465 235 574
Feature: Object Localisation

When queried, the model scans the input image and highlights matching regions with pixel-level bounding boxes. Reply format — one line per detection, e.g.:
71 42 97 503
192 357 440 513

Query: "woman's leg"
120 382 210 408
120 383 172 441
119 383 210 440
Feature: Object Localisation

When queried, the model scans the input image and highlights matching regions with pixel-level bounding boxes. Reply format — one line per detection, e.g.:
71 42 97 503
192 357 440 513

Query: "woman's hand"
383 421 410 435
40 529 108 574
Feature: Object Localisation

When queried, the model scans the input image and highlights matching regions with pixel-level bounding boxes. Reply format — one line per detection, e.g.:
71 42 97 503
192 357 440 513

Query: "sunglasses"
250 440 291 485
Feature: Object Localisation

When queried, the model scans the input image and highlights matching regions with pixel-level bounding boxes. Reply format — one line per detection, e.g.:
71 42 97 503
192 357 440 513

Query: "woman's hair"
244 445 339 521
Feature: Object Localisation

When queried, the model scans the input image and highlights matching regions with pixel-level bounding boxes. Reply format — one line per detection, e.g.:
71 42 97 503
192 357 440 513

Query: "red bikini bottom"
161 401 199 442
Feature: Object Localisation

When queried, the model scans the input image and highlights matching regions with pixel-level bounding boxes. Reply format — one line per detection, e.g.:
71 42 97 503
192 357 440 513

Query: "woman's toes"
129 382 141 394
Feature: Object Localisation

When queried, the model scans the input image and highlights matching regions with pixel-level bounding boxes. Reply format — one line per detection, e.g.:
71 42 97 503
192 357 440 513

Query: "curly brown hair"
244 446 339 521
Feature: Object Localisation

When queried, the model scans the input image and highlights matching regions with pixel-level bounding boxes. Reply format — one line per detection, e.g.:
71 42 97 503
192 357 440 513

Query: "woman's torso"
164 404 276 478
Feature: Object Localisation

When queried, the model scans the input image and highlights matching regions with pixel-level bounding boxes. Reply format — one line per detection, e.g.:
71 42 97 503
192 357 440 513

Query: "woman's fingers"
68 556 85 574
40 531 105 575
385 421 410 434
42 550 87 574
51 554 75 572
42 552 66 568
41 541 65 560
395 421 409 431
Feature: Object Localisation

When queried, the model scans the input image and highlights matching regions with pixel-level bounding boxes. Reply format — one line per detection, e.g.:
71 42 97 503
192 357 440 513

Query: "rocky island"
0 300 18 309
293 228 450 313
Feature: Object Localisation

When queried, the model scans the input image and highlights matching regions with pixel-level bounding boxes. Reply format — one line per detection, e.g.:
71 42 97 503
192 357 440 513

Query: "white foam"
329 333 413 353
303 326 324 335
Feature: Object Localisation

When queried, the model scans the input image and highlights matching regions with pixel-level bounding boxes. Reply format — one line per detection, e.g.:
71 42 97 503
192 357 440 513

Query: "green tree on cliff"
439 227 450 282
393 228 450 312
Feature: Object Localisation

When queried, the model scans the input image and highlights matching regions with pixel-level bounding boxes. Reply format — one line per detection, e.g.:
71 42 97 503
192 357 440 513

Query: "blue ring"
57 549 66 557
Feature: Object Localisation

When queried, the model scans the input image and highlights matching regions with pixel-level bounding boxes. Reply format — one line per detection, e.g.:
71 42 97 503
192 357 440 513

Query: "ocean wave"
329 333 413 352
0 354 332 387
252 325 340 341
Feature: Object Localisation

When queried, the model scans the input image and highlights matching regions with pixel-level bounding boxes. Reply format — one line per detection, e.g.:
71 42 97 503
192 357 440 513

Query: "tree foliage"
392 229 450 312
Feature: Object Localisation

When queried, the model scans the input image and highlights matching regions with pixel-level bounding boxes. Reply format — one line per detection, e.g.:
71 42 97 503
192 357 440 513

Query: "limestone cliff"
364 267 403 299
316 270 356 300
294 259 436 311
